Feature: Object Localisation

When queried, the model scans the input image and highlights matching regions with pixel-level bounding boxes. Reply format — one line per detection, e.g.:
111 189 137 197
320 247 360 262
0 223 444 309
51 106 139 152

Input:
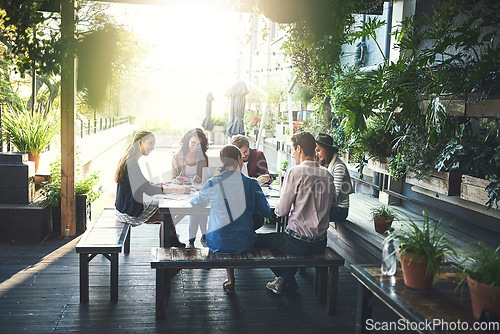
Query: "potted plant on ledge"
1 102 60 173
41 157 101 234
387 209 455 290
461 243 500 320
371 205 396 234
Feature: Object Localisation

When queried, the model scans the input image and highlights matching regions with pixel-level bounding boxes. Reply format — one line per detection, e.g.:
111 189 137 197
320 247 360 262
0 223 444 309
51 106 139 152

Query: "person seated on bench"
172 128 210 248
231 134 271 185
315 133 354 222
114 130 188 247
190 144 271 292
256 131 336 294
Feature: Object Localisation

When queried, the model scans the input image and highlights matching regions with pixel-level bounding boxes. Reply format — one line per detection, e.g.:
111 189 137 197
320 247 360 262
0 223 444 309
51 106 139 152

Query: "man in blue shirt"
191 145 271 291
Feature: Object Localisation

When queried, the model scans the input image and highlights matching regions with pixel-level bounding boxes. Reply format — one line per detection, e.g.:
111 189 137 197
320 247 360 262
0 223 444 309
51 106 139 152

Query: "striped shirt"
327 155 353 209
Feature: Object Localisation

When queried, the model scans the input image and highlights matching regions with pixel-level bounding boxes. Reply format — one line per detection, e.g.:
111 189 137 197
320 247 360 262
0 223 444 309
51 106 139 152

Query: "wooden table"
351 264 477 334
157 185 281 247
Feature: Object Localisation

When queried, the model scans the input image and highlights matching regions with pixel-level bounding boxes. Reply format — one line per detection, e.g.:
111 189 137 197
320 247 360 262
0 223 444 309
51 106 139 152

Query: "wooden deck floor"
0 220 403 333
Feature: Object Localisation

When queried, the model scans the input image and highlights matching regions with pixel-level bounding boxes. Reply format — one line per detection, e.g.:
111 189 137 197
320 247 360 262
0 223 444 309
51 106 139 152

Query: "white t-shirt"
241 162 249 176
184 164 197 178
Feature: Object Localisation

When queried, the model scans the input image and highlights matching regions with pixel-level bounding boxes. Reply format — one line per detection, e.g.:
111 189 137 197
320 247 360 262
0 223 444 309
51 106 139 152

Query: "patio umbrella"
226 80 249 137
201 92 214 131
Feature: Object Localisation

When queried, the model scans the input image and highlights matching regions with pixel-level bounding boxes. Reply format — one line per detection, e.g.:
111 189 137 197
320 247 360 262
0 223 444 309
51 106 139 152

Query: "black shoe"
266 276 285 295
170 236 185 248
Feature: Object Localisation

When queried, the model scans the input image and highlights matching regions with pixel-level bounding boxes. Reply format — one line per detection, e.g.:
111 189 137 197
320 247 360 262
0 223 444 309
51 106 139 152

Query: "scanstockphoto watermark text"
366 318 500 332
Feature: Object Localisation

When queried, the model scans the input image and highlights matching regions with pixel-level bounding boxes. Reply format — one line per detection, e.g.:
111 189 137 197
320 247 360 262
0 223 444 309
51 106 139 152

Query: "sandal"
223 279 235 292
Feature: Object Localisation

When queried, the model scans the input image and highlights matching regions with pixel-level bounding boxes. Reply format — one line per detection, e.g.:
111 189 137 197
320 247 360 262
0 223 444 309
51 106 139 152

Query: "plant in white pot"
461 243 500 320
387 209 455 290
1 101 60 172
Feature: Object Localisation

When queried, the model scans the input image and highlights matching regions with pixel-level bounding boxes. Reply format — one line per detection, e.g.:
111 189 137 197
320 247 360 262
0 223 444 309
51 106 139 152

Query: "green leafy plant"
40 157 62 206
41 156 102 206
388 153 407 180
1 102 60 156
461 243 500 287
370 205 395 219
280 160 289 174
280 0 356 97
330 0 499 198
387 209 455 277
212 110 229 132
41 182 61 207
75 170 102 203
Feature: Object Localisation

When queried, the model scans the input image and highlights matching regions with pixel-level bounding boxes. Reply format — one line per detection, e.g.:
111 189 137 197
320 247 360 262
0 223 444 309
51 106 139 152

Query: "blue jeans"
255 232 327 280
330 207 348 222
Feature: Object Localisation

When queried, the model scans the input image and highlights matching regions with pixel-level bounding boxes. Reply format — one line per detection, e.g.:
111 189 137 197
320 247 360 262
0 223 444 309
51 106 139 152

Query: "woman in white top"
171 128 209 247
315 133 354 221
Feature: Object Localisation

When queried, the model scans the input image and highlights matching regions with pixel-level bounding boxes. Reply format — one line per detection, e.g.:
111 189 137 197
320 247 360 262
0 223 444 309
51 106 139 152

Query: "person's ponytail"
219 144 242 172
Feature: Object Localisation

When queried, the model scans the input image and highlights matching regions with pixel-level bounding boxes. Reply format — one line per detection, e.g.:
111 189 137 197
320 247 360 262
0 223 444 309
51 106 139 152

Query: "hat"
315 133 334 148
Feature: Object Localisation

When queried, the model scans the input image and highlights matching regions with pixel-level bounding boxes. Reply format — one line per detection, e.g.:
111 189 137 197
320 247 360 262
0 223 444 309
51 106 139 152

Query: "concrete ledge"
77 124 135 166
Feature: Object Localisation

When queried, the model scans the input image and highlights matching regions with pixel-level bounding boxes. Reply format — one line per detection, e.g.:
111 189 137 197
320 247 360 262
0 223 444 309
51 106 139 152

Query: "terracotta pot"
28 155 41 173
374 216 393 234
468 276 500 320
400 251 434 290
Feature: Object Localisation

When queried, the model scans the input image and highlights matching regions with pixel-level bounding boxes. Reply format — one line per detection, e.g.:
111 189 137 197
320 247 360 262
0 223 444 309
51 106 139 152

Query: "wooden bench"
151 246 345 319
76 208 131 302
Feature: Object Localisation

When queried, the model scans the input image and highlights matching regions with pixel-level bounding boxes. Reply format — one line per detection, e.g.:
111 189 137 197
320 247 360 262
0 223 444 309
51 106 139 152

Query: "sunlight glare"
108 3 247 129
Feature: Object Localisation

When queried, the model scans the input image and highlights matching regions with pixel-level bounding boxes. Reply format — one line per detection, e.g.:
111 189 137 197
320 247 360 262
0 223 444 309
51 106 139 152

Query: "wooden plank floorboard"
0 223 407 333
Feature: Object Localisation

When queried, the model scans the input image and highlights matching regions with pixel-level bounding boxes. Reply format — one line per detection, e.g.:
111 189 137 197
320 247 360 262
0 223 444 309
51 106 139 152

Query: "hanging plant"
280 0 356 97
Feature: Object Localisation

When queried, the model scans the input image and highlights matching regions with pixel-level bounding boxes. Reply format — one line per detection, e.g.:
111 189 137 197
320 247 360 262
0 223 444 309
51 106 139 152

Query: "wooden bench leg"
163 269 179 296
313 268 319 295
355 282 373 334
80 253 89 303
110 253 119 302
124 227 131 255
315 267 328 304
326 266 339 315
156 269 166 319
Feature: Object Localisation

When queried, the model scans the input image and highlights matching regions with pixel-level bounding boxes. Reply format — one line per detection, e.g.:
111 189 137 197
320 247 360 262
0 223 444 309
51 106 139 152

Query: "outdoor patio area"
0 201 404 334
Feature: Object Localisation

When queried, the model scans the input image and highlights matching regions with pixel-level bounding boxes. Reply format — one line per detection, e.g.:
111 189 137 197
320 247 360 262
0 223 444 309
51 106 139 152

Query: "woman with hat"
315 133 354 221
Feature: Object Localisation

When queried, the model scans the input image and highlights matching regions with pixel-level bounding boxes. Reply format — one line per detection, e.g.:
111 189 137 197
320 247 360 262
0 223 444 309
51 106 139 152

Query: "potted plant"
41 156 101 234
74 170 101 233
370 205 395 234
387 209 455 290
1 102 60 172
461 243 500 320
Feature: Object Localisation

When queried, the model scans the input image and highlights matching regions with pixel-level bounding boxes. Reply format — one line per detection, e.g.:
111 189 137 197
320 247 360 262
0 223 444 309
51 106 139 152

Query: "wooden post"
60 0 76 236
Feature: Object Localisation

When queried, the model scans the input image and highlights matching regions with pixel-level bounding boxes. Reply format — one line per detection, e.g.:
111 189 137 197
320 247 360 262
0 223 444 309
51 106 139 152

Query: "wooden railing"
76 116 129 138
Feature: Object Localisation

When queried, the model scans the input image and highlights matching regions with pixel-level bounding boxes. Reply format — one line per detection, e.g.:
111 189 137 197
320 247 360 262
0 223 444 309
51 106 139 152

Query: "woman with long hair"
315 133 354 222
190 144 271 292
172 128 209 247
115 130 187 247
